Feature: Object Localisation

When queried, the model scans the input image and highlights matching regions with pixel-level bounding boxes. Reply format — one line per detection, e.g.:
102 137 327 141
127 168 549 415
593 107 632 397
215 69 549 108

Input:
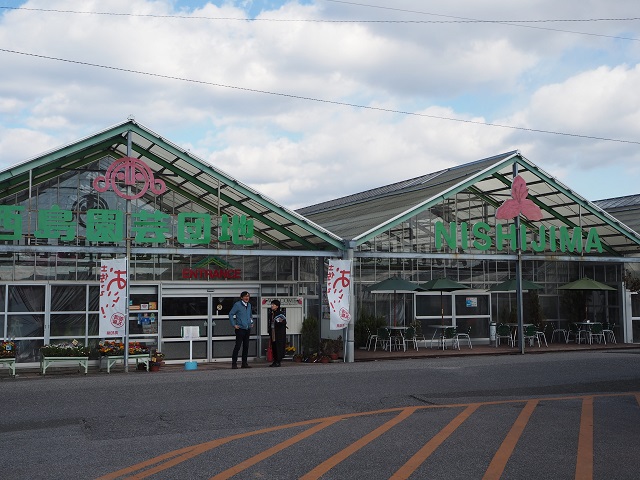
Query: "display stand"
41 356 89 376
0 357 16 377
100 353 151 373
182 326 199 370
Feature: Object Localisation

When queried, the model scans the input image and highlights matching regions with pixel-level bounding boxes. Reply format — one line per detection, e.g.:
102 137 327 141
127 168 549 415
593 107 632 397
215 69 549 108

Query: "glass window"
454 294 490 315
50 313 85 336
7 314 44 337
51 285 86 311
8 285 45 312
416 294 451 317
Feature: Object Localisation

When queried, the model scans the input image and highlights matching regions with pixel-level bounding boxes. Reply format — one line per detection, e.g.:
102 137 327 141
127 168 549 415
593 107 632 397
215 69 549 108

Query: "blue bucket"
184 361 198 370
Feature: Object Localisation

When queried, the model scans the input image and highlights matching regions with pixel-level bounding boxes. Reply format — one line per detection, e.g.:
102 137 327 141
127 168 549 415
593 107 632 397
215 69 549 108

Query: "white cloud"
0 0 639 209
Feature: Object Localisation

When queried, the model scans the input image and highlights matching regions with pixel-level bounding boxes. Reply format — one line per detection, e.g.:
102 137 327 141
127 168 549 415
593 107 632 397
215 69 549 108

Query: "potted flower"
292 353 303 363
149 350 165 371
41 339 90 357
285 344 296 357
0 340 16 358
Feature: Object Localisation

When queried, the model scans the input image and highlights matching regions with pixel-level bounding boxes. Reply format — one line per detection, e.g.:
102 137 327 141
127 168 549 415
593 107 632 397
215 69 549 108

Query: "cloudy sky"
1 0 639 209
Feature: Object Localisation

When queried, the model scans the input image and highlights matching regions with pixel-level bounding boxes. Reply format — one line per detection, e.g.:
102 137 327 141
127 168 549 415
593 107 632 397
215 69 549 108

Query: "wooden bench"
0 357 16 377
40 356 89 376
100 354 151 373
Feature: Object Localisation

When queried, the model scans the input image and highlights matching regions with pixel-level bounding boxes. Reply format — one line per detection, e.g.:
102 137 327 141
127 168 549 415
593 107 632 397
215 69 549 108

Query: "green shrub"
354 311 386 348
301 316 320 356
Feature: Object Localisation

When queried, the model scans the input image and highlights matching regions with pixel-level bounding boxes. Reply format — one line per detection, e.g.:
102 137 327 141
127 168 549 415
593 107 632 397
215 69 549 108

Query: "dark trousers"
232 328 250 366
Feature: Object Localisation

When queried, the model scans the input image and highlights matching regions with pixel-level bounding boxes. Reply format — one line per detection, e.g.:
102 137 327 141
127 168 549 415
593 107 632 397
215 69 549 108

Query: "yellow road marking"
211 419 341 480
575 396 594 480
300 407 419 480
98 392 639 479
482 400 538 480
391 404 480 480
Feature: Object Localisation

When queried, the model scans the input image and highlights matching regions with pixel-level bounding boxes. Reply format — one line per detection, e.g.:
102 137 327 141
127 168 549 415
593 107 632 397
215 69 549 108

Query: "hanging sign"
99 257 128 337
327 259 352 330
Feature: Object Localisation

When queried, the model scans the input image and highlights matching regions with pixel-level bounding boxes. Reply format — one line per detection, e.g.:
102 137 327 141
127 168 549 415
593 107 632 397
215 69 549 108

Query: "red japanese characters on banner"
99 258 128 337
327 259 352 330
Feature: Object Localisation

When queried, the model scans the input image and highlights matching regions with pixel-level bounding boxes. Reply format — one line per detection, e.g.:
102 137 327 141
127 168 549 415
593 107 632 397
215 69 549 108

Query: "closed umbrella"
418 278 469 325
558 277 616 321
368 277 423 326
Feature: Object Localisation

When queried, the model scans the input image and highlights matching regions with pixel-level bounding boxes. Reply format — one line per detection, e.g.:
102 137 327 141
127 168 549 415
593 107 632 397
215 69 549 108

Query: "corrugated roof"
299 151 640 256
0 120 344 251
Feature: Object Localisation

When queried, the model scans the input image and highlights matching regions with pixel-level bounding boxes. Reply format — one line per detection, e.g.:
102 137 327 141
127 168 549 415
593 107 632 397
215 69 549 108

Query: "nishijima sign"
435 176 603 254
0 157 255 246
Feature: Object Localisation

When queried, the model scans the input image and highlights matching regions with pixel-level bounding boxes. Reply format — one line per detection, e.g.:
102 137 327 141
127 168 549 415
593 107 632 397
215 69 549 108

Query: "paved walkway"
1 340 637 379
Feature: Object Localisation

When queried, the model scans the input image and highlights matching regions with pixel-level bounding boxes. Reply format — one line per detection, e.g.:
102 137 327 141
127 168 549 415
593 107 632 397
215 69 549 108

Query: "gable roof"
0 120 344 251
299 151 640 256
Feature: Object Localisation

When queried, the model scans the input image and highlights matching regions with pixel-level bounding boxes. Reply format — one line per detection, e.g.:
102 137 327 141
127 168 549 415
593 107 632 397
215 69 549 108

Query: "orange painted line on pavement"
97 418 335 480
390 404 480 480
209 419 342 480
300 407 419 480
98 393 638 479
575 396 594 480
482 400 539 480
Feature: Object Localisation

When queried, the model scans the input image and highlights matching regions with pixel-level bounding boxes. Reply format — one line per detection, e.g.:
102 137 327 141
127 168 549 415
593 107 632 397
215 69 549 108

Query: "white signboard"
99 257 128 337
182 326 200 339
260 297 303 334
327 259 352 330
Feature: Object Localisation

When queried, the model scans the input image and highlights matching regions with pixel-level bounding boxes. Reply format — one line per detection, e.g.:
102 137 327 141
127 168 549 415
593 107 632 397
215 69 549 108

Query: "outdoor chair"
366 328 378 351
374 327 400 351
441 326 459 350
401 326 418 351
534 324 548 347
567 323 588 344
454 326 472 349
496 324 514 347
588 322 606 345
523 324 539 347
550 321 568 343
602 322 617 344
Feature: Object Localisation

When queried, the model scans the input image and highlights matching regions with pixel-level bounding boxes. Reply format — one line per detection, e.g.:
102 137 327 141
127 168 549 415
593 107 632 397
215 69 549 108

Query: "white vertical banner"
327 259 352 330
99 258 128 337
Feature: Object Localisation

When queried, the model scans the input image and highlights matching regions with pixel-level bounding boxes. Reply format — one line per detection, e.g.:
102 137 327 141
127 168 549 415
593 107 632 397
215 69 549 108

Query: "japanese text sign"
327 259 352 330
99 257 128 337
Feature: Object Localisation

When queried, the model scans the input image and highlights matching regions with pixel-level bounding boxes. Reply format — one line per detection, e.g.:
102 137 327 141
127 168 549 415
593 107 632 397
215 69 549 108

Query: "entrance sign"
327 259 352 330
99 257 128 337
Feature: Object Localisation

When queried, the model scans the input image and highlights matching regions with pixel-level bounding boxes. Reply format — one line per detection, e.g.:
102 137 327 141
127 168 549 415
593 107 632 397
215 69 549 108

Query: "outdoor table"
428 325 454 350
575 321 601 344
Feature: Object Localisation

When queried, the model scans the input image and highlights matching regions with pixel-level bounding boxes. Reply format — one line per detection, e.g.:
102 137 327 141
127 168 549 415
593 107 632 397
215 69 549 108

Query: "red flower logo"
495 175 543 221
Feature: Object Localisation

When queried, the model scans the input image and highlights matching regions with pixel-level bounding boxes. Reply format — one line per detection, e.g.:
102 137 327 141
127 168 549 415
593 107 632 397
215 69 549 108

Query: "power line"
0 5 637 42
1 46 638 146
1 4 639 23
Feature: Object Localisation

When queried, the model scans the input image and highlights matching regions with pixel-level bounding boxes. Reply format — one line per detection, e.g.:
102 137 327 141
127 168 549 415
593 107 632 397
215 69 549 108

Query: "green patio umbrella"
368 277 423 326
489 278 544 292
418 278 469 325
558 277 616 321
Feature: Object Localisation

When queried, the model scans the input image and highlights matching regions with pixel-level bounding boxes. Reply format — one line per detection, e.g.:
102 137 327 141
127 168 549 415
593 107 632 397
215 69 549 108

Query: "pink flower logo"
495 175 543 221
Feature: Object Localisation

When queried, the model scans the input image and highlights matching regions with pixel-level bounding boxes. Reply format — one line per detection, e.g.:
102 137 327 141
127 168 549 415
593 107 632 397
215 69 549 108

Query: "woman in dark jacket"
268 299 287 367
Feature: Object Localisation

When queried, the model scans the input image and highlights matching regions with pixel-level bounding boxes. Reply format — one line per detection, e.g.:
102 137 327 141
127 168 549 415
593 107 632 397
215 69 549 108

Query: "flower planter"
40 356 89 376
0 357 16 377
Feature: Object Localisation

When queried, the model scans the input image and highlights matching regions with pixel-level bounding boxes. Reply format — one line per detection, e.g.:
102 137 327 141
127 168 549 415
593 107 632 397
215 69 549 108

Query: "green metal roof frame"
350 152 640 256
0 120 344 251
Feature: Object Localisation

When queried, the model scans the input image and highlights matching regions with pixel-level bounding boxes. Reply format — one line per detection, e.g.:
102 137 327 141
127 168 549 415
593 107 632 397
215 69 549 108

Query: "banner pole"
124 131 132 372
